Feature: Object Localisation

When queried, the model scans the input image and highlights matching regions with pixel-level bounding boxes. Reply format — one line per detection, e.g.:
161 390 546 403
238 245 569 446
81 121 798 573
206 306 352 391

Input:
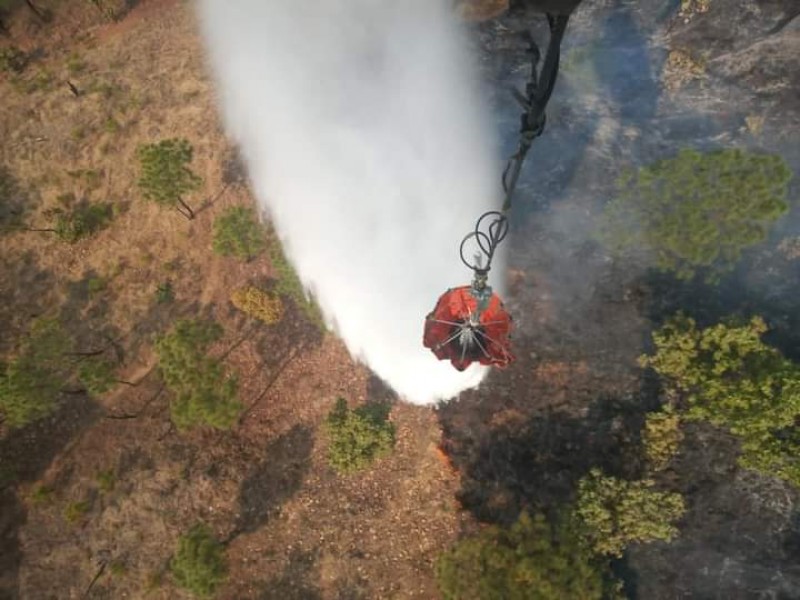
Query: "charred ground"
1 0 799 599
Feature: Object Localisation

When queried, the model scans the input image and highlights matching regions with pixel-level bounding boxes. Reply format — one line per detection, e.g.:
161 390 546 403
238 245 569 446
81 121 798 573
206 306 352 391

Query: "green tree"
212 206 266 260
641 315 800 486
643 408 684 471
0 318 73 427
325 398 395 473
170 523 228 598
155 319 241 430
78 358 116 397
137 138 202 220
44 194 113 243
599 148 792 280
437 511 617 600
576 469 685 557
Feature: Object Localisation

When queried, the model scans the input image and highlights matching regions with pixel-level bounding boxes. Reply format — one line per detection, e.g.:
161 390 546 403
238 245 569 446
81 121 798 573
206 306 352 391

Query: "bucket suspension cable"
461 12 571 286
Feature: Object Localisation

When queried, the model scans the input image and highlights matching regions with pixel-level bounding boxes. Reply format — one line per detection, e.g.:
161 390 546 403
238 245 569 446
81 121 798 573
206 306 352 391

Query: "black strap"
501 13 570 212
460 13 571 279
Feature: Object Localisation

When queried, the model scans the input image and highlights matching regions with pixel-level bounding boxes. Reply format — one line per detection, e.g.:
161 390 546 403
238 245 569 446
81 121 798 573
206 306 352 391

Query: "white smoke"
197 0 501 404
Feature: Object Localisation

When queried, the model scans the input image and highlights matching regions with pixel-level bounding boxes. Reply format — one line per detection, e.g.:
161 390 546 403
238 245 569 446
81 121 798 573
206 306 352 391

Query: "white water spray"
198 0 501 404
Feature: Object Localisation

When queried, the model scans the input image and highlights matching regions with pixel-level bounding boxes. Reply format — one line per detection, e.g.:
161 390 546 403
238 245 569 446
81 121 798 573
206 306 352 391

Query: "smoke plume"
197 0 501 404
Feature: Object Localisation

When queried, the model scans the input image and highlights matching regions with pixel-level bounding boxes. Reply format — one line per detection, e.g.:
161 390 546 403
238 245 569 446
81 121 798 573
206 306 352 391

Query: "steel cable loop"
458 12 570 282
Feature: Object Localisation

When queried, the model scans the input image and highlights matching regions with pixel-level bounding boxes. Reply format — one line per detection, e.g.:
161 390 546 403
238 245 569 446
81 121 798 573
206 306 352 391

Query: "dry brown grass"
1 2 463 598
662 48 706 92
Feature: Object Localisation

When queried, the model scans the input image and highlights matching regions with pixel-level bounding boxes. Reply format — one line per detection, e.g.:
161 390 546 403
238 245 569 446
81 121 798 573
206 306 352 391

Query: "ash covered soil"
0 0 799 599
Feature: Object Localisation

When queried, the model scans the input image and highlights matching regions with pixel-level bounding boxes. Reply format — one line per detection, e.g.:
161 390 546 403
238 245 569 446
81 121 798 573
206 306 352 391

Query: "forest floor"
0 2 465 598
1 0 800 599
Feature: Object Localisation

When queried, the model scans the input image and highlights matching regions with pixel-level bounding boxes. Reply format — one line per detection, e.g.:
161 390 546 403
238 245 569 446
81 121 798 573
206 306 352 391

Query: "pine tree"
212 206 266 260
137 138 202 220
155 319 241 430
0 319 73 427
599 148 792 281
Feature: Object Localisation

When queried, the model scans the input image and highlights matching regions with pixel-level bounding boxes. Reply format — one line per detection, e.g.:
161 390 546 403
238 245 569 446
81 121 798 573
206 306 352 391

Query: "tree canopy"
325 398 395 473
212 205 266 260
137 138 202 220
170 523 228 598
575 469 685 557
0 319 120 428
0 318 72 427
641 315 800 486
436 511 615 600
155 319 241 430
598 148 792 280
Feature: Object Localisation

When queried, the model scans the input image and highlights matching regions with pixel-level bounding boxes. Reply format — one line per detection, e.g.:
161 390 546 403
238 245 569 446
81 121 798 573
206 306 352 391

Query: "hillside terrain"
1 0 799 599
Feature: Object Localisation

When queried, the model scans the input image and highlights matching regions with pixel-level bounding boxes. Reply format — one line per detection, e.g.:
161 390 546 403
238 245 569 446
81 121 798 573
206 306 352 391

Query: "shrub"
170 523 228 598
0 318 73 428
47 194 113 243
679 0 710 18
325 398 395 473
155 320 241 430
663 49 705 92
212 205 266 260
643 409 683 471
63 499 91 524
103 116 121 134
137 138 202 220
641 315 800 486
576 469 685 557
65 52 86 75
13 69 53 94
30 484 54 506
96 469 116 493
0 46 27 74
156 281 175 304
66 168 104 192
78 358 117 397
598 149 792 281
230 286 283 324
87 276 107 295
436 511 617 600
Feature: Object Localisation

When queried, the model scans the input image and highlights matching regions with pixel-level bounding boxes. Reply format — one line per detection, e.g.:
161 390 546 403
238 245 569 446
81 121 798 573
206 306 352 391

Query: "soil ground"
0 2 465 598
1 0 800 599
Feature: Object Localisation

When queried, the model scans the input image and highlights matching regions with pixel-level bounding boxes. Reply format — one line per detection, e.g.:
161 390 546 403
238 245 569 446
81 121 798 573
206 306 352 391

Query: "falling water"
197 0 501 404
